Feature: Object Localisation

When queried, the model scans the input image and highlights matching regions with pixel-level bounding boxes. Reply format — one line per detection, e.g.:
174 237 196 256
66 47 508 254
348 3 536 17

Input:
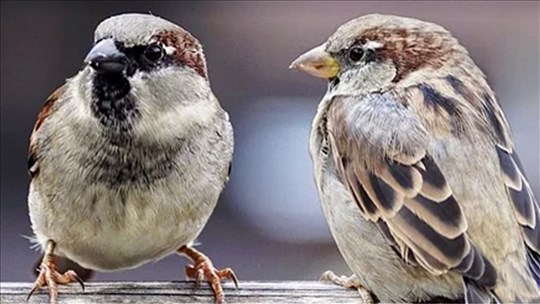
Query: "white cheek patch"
364 40 383 49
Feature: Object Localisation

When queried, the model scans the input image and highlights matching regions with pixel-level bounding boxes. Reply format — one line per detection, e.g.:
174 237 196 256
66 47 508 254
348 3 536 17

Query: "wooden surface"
1 281 364 303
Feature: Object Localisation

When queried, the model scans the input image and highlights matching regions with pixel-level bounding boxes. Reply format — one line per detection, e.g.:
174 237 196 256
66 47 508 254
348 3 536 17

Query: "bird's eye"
348 46 365 62
144 43 164 62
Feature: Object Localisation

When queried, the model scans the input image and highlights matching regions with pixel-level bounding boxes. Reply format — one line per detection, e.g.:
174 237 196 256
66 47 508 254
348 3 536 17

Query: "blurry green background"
1 1 538 281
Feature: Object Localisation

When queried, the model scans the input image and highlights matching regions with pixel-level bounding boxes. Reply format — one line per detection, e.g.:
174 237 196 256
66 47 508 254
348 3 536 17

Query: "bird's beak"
289 44 340 79
84 38 128 74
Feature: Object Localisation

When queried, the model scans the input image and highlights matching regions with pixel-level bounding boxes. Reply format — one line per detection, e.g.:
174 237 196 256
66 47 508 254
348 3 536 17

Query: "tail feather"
463 278 499 304
527 249 540 287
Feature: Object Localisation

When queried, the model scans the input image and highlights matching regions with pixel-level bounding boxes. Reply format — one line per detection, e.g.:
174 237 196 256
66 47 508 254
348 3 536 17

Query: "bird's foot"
179 245 238 304
27 241 84 304
320 270 374 303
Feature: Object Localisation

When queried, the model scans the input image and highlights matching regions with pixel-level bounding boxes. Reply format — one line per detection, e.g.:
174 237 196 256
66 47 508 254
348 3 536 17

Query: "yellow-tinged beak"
289 45 340 79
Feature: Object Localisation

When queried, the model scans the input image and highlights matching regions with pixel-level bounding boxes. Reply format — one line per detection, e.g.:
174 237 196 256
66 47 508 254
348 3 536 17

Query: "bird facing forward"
291 14 540 303
27 13 236 304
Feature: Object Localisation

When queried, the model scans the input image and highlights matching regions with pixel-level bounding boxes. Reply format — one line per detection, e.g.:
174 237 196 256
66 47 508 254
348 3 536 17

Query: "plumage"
291 13 540 303
27 13 235 304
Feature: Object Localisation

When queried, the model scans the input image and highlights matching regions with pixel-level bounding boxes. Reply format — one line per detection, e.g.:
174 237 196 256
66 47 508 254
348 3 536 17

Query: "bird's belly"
29 175 217 271
316 167 463 302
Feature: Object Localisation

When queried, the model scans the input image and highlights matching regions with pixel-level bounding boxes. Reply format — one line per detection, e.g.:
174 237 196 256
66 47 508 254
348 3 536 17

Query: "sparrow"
26 13 236 304
291 14 539 303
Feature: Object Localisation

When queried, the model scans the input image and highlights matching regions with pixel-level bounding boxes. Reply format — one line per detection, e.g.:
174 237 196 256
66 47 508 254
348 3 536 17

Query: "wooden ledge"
1 281 363 303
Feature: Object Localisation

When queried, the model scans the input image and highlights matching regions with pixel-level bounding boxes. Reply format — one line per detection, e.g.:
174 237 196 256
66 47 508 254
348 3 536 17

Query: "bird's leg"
178 245 238 304
320 270 375 304
27 240 84 304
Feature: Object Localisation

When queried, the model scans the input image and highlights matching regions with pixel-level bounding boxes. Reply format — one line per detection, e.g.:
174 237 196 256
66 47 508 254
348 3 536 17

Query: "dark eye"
348 46 364 62
144 43 164 62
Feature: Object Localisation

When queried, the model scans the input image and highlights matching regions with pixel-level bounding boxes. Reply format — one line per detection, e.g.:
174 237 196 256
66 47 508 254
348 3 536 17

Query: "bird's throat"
91 74 140 136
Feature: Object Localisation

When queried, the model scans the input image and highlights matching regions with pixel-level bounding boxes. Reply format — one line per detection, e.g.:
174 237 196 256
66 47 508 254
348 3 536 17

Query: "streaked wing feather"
464 278 500 304
496 145 540 286
327 93 497 290
338 151 495 286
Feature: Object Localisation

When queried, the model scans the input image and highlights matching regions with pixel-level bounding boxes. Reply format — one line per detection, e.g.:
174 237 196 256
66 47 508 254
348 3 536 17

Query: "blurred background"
1 1 538 282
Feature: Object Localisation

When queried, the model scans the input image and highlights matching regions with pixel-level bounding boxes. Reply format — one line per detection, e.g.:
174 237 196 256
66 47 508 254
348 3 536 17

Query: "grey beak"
84 38 127 75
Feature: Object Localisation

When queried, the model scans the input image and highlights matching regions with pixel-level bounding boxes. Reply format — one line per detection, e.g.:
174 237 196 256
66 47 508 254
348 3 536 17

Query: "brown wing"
28 86 65 177
326 93 497 288
497 145 540 284
450 76 540 285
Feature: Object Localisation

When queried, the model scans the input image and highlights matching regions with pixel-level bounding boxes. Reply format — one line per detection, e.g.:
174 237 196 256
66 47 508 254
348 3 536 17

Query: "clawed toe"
179 246 238 304
320 270 358 288
27 241 85 304
320 270 374 304
215 267 239 289
185 263 239 303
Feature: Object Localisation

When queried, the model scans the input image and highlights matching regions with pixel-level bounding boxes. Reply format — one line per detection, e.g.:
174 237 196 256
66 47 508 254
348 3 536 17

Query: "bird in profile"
291 14 539 303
